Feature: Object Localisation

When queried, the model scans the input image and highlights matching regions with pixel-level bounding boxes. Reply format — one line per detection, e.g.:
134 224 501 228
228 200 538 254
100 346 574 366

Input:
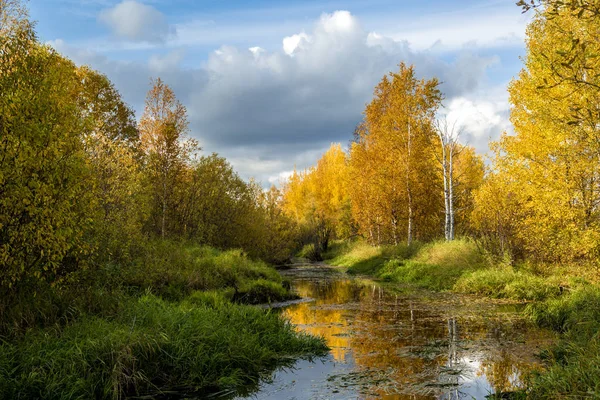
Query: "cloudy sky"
30 0 532 186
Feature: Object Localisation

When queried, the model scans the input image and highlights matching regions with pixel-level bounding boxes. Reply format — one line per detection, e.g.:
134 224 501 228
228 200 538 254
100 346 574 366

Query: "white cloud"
282 32 310 56
268 170 294 185
441 86 512 154
381 4 531 51
53 9 513 184
319 10 358 34
98 0 174 43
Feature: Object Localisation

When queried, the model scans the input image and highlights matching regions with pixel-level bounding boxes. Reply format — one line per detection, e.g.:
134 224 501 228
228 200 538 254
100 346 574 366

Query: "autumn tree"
180 153 253 247
254 185 299 264
139 78 198 238
282 143 354 254
75 66 139 145
0 5 93 287
434 119 482 240
350 64 442 245
473 4 600 262
451 145 484 236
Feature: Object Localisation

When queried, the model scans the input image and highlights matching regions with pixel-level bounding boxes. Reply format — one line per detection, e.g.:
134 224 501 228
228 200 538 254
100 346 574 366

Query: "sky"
30 0 533 186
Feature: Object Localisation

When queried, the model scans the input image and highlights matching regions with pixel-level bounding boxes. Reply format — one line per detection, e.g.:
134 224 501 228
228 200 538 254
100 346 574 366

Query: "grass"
454 268 563 301
0 293 327 399
376 239 485 290
122 242 291 302
324 239 482 291
324 240 422 275
297 243 323 262
0 240 328 398
524 286 600 398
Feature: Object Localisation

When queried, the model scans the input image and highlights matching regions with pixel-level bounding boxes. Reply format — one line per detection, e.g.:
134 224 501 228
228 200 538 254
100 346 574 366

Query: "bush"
297 243 323 262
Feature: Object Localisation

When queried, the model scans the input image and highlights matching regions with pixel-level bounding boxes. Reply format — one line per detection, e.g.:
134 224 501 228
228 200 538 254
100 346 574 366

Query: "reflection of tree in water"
477 348 541 394
282 279 365 362
281 275 549 398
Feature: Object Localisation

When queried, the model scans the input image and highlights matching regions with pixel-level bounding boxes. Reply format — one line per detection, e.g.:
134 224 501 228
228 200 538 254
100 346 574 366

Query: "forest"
2 0 600 398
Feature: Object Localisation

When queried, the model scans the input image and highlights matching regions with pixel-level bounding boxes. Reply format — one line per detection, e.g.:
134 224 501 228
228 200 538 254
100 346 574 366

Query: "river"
237 264 555 399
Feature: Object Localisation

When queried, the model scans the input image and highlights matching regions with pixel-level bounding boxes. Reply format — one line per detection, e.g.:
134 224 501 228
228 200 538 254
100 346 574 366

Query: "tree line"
282 64 483 257
283 1 600 267
0 1 297 296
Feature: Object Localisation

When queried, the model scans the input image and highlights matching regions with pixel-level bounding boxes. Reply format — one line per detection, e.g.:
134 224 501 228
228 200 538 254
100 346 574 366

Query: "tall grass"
376 239 485 290
523 286 600 397
325 239 482 290
123 241 287 301
0 240 297 337
0 240 327 398
454 268 562 301
0 294 327 399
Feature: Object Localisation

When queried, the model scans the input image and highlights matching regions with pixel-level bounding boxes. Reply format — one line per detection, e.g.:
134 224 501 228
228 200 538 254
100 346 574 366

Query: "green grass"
297 243 323 262
377 239 485 290
122 241 291 302
454 268 563 301
325 239 482 290
523 286 600 398
0 293 327 399
0 240 327 399
324 240 422 275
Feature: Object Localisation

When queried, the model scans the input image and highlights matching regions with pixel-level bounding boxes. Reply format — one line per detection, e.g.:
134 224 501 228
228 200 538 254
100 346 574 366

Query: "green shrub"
234 279 296 304
297 243 323 262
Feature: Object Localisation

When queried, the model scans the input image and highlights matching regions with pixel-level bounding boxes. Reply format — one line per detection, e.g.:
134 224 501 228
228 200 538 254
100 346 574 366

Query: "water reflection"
240 266 554 399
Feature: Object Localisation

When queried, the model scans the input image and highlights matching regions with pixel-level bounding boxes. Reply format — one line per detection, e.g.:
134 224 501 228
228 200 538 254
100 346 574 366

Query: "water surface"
239 265 554 399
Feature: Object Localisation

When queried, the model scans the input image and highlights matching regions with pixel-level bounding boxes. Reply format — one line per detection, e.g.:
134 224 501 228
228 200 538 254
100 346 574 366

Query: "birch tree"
139 78 198 238
435 119 463 241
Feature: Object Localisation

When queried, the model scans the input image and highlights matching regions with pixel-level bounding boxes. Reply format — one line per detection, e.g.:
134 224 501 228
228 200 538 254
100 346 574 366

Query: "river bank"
238 264 555 399
319 239 600 398
0 241 328 399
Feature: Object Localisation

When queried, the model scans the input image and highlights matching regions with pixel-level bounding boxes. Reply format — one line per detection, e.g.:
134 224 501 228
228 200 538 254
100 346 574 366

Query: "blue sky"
30 0 532 185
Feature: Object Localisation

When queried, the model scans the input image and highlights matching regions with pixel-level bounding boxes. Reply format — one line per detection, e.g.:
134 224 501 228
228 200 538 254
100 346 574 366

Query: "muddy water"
239 264 555 400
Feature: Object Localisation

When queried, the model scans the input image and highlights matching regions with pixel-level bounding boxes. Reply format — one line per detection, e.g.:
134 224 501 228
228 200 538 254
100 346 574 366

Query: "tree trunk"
442 141 450 240
391 209 399 245
161 171 167 239
448 146 455 240
406 122 413 246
